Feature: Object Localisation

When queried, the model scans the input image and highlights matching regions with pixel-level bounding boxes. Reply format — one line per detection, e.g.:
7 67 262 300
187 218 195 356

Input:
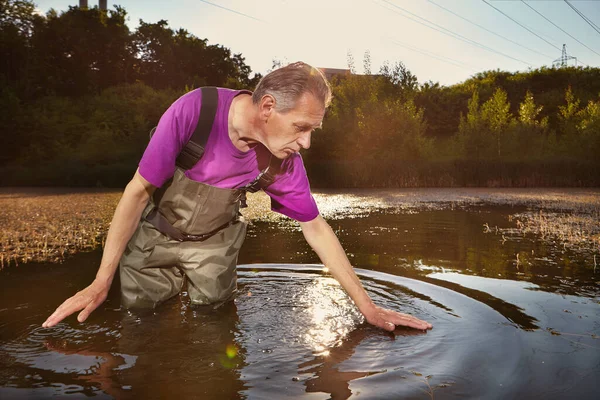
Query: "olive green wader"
119 168 248 308
119 87 280 309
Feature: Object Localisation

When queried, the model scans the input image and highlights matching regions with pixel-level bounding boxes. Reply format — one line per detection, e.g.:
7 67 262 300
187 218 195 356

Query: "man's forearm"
300 215 374 313
95 173 154 287
41 172 156 328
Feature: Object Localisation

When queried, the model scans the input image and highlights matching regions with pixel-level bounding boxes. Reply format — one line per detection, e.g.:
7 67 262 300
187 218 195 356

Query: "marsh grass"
480 196 600 255
513 208 600 252
0 189 122 268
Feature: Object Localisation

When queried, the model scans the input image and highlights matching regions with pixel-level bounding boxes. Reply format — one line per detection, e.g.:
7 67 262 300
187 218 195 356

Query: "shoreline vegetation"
2 3 600 189
1 187 598 269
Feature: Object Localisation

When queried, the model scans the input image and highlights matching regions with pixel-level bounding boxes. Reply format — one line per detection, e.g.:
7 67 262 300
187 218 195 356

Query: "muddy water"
1 205 599 399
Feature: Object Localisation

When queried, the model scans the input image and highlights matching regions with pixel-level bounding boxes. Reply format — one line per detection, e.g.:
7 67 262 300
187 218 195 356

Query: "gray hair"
252 62 332 113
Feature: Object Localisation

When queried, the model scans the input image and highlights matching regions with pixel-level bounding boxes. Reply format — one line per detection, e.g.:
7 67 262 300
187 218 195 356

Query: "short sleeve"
138 89 202 187
264 153 320 222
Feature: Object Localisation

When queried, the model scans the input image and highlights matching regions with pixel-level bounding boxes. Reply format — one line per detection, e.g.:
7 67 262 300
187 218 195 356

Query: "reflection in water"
233 266 526 399
244 208 599 299
1 207 599 399
421 274 540 330
113 298 246 399
428 272 600 349
42 335 136 398
0 319 131 398
301 277 363 355
299 326 429 400
0 278 247 399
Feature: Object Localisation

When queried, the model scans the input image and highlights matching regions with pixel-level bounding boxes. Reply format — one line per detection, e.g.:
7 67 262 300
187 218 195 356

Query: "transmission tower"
553 44 578 67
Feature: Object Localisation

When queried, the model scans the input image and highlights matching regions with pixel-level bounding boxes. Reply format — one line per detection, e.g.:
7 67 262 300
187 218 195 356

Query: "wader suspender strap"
237 156 284 208
146 86 223 242
176 86 218 170
145 87 284 241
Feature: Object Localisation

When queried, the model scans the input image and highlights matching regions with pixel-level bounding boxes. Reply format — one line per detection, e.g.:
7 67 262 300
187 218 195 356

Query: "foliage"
1 1 599 187
455 88 514 159
0 0 259 100
2 82 181 186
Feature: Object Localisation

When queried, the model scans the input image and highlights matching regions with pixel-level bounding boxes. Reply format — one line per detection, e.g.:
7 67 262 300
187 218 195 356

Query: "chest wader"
119 87 281 309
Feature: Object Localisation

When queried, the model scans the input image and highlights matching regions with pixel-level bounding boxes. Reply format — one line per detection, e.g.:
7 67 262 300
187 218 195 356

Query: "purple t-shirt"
139 88 319 222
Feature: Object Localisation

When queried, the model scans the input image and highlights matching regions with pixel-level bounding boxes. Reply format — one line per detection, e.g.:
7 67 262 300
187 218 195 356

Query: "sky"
32 0 600 86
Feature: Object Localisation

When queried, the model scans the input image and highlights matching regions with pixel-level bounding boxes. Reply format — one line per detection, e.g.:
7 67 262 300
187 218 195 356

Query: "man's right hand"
42 279 110 328
42 170 155 329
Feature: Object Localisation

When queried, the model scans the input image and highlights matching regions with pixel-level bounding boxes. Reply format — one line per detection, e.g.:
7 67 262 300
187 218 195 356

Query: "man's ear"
259 94 275 122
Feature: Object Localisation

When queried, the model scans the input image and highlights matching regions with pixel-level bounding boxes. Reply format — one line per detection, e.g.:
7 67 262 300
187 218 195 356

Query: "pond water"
1 205 599 399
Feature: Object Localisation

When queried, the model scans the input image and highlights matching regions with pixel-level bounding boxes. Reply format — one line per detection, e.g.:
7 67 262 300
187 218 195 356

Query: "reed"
513 207 600 252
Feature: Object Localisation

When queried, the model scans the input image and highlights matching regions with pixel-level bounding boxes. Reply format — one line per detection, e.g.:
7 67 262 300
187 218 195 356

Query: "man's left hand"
362 303 433 332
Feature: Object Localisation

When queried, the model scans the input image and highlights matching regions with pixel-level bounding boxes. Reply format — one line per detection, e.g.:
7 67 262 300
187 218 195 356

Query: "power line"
564 0 600 36
198 0 265 23
386 37 480 72
376 0 534 66
428 0 554 60
522 1 600 59
482 0 562 51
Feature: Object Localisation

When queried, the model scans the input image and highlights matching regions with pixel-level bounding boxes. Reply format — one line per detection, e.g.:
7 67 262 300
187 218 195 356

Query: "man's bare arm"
42 170 156 328
299 215 432 332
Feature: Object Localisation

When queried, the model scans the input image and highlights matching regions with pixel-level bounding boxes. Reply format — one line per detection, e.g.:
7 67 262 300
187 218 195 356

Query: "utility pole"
553 44 578 67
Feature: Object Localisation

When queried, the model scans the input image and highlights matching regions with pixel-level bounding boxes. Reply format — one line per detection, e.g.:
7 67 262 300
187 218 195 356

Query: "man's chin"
275 150 293 159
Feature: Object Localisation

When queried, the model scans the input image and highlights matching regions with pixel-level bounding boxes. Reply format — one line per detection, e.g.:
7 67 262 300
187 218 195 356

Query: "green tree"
379 60 418 101
508 91 550 160
558 86 580 135
133 19 257 90
357 98 431 161
29 5 135 96
519 91 547 127
555 86 583 158
456 91 489 160
0 0 43 92
480 88 513 157
575 96 600 161
0 0 43 163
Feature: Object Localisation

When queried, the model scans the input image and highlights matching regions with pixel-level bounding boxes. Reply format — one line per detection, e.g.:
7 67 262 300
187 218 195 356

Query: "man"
43 62 432 332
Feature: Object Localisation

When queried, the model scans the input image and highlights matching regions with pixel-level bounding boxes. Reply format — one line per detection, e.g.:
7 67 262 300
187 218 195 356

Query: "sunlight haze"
33 0 600 85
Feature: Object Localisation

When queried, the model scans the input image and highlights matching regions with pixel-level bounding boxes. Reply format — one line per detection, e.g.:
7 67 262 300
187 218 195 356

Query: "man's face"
263 92 325 159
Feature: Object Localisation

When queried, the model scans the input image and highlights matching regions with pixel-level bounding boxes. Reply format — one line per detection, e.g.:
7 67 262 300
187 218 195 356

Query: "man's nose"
298 131 311 150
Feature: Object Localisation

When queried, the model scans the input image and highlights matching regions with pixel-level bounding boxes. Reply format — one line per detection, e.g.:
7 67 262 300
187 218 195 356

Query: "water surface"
1 205 598 399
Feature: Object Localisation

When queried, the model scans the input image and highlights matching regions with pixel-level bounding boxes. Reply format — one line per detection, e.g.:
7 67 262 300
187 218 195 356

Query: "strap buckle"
238 191 248 208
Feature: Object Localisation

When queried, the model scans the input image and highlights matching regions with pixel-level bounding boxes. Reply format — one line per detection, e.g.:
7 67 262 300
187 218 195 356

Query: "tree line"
1 1 599 187
1 0 259 179
305 61 600 187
